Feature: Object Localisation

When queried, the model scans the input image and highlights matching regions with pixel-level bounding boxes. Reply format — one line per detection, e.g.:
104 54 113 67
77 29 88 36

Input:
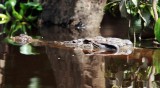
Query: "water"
1 14 160 88
4 45 56 88
4 47 160 88
100 14 160 88
105 48 160 88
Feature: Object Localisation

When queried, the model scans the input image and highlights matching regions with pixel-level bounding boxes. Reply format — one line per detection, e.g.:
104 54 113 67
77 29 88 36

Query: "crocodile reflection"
10 34 133 56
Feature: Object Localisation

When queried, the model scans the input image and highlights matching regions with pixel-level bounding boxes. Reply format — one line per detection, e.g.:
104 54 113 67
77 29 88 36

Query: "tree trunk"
40 0 107 88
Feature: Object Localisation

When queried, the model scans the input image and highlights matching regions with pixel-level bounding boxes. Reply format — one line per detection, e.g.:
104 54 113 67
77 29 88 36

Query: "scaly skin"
11 34 133 55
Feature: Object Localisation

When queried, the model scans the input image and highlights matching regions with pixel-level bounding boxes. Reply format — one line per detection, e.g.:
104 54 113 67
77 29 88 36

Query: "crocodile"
10 34 133 56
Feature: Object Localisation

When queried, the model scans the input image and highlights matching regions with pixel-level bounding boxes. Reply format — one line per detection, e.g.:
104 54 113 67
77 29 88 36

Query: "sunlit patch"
28 77 41 88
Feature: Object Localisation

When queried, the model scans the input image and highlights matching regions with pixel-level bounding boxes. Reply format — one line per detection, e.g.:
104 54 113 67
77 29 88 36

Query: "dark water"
4 46 56 88
104 48 160 88
1 14 160 88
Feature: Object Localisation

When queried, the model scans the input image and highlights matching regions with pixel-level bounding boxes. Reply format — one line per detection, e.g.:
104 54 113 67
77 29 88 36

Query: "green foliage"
154 18 160 42
0 13 10 24
105 0 152 27
105 0 160 44
104 0 120 17
154 1 160 43
0 0 42 55
0 0 43 37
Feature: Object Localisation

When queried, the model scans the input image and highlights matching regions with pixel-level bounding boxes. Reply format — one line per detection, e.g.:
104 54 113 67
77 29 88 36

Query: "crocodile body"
11 34 133 55
63 36 133 55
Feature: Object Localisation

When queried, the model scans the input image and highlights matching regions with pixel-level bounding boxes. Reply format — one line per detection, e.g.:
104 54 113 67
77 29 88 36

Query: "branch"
152 0 158 21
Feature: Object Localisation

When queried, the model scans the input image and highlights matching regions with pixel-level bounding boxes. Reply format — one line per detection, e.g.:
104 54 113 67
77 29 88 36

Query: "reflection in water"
2 15 160 88
4 45 56 88
4 44 160 88
0 59 5 88
100 14 160 87
105 48 160 88
28 77 40 88
3 36 160 88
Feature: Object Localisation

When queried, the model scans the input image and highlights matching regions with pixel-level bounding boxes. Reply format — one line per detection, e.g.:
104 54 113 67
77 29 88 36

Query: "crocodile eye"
75 21 86 31
72 41 76 43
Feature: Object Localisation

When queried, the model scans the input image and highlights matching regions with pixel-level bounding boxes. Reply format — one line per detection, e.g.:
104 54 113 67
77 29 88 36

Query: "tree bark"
40 0 107 88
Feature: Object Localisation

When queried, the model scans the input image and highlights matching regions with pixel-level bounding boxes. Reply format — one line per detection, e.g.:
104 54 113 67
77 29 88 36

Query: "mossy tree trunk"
40 0 107 88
